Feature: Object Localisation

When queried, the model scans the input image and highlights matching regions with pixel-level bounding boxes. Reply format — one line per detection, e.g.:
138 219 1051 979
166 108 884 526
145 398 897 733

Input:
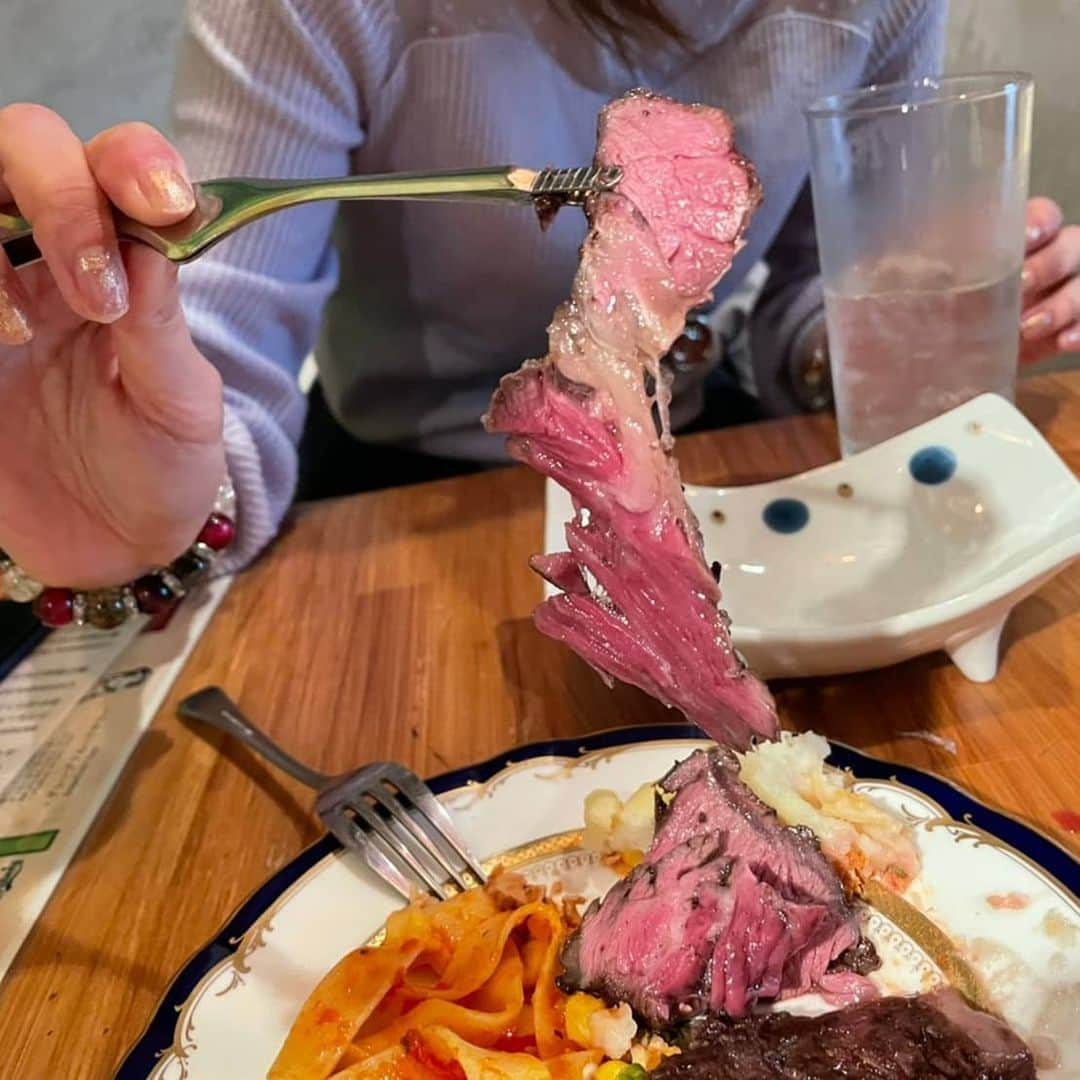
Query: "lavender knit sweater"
172 0 946 567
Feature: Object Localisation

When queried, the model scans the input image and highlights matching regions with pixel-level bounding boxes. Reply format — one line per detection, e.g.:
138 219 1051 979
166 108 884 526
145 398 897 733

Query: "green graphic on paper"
0 829 58 857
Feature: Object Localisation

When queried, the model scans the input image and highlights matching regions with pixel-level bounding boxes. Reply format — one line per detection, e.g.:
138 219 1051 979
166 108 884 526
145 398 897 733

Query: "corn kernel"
595 1061 628 1080
565 993 605 1046
622 849 645 869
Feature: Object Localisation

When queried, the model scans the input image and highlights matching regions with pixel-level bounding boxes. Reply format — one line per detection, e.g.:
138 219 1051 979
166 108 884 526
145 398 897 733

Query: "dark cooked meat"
651 989 1036 1079
830 935 883 977
484 90 776 751
560 750 873 1025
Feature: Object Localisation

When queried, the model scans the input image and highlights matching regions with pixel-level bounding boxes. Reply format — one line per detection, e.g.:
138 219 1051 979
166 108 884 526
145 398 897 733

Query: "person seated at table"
0 0 1077 629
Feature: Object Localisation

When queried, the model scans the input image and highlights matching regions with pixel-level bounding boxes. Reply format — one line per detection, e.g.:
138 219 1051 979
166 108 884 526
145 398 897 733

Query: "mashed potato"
736 731 919 892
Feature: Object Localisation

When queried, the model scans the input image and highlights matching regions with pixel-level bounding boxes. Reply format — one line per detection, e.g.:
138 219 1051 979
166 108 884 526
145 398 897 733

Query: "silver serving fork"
179 686 486 900
0 164 621 267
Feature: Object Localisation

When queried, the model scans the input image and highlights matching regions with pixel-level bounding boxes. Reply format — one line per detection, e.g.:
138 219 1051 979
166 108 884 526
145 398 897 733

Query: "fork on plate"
179 686 486 900
0 164 622 268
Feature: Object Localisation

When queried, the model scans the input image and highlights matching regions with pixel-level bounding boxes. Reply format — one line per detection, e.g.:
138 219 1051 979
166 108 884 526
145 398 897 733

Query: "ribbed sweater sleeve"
171 0 369 568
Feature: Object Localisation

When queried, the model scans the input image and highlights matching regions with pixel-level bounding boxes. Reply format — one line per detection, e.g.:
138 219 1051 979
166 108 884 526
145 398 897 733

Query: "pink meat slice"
484 90 777 749
559 749 876 1024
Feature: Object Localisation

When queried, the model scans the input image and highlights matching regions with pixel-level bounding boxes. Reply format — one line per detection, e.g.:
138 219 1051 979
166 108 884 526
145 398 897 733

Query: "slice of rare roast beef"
484 90 776 751
656 750 870 1002
560 750 874 1025
650 988 1036 1079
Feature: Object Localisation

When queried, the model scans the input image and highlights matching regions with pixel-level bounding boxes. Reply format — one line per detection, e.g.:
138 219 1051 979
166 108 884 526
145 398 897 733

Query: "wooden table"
2 371 1078 1079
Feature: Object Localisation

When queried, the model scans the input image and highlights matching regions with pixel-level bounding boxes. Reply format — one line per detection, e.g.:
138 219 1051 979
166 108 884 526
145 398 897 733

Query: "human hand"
1019 196 1080 364
0 105 224 590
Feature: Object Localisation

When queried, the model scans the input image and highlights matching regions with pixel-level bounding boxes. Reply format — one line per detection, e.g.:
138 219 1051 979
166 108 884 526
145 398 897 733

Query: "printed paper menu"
0 578 231 981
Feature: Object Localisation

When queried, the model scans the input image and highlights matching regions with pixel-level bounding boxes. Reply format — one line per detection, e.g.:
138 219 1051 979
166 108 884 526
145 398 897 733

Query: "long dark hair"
560 0 688 60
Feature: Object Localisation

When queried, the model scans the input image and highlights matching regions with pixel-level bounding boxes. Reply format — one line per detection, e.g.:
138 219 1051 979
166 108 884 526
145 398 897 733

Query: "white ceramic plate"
544 394 1080 681
120 726 1079 1079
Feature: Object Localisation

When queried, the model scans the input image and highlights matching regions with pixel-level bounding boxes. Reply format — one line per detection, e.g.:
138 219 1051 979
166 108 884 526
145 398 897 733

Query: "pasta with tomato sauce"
269 872 655 1080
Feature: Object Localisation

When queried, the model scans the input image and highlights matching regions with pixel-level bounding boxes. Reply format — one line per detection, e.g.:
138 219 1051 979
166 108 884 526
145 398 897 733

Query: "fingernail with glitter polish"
143 166 195 215
1061 327 1080 349
1020 309 1052 339
1026 225 1043 246
74 246 128 321
0 281 33 345
1020 266 1034 290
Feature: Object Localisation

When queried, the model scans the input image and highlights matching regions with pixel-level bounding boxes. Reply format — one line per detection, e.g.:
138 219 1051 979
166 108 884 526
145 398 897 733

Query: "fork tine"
345 799 451 900
319 805 418 899
364 782 472 891
315 761 486 899
352 797 451 888
379 764 487 883
530 165 622 202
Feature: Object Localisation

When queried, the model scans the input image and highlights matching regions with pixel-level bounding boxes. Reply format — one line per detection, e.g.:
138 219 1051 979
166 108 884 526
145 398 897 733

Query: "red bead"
197 512 236 551
33 587 75 628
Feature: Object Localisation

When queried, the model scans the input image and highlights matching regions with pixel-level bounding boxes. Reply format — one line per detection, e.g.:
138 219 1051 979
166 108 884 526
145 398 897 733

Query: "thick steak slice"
484 90 776 751
650 989 1036 1079
660 750 867 1002
560 834 834 1027
560 750 872 1023
656 752 856 935
559 834 739 1027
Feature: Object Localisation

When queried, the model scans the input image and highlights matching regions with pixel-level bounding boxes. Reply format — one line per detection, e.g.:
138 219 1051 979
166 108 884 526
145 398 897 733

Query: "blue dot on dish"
762 498 810 534
909 445 957 485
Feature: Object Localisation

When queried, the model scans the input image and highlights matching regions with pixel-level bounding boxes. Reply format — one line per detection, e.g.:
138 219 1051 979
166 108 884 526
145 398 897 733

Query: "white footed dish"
545 394 1080 681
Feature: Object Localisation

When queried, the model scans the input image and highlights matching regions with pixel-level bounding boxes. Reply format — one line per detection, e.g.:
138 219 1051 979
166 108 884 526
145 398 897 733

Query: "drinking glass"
806 73 1034 455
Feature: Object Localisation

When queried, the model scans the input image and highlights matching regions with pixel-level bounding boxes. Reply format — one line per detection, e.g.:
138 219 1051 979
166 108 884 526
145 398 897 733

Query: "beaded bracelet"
0 477 236 630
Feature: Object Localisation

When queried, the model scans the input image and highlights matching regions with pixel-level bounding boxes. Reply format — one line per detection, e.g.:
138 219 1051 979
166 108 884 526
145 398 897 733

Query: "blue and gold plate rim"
117 722 1079 1078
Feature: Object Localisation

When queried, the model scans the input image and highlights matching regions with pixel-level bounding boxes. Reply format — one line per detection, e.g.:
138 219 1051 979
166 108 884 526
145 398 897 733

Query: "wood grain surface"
1 372 1077 1079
